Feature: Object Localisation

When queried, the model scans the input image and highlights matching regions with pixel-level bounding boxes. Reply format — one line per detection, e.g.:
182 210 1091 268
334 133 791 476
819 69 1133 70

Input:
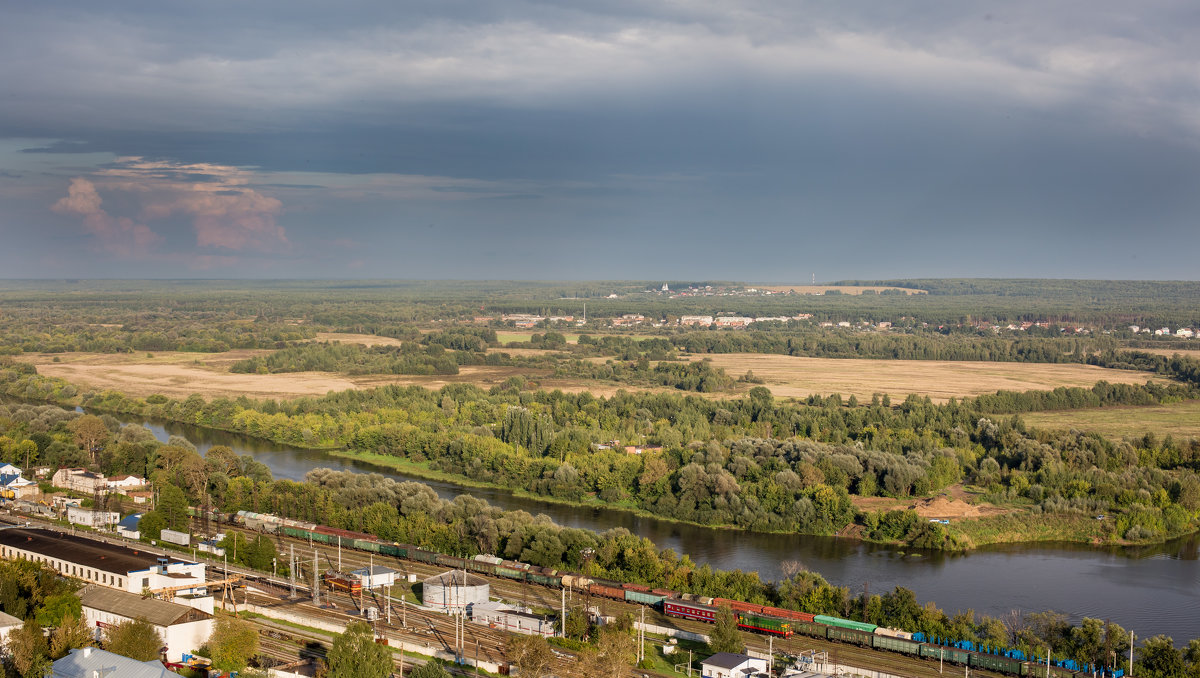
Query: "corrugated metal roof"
50 647 177 678
78 585 212 627
424 570 489 587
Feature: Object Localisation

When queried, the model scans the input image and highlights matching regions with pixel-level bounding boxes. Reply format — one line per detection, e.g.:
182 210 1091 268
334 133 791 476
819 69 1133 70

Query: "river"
56 406 1200 642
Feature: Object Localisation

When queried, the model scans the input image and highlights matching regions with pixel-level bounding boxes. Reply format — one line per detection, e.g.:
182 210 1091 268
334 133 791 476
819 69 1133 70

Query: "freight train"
227 510 1117 678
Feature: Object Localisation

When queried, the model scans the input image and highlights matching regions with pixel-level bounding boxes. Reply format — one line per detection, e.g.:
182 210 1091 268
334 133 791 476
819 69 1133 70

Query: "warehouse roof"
424 570 489 587
0 610 21 629
352 565 397 576
51 647 177 678
78 585 212 626
703 653 759 670
0 528 189 575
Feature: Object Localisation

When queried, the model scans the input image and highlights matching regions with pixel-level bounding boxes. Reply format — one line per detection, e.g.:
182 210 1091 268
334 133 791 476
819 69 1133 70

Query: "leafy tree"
5 617 50 677
708 605 743 654
1138 635 1184 678
138 511 166 542
103 617 165 661
411 661 453 678
562 604 590 640
326 621 391 678
70 414 110 464
579 626 637 678
506 634 553 678
35 592 82 627
50 612 94 659
208 616 260 673
157 481 190 531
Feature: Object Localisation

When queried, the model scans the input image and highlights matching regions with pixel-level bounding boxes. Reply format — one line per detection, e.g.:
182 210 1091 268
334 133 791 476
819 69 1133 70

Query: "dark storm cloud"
1 1 1199 278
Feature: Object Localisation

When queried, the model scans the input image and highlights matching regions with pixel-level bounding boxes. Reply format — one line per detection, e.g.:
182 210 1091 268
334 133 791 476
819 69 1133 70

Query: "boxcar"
622 583 651 593
737 612 793 637
970 653 1023 674
528 572 560 587
920 645 971 665
872 635 921 656
713 598 763 614
624 591 665 606
663 599 715 622
495 566 526 580
354 538 383 553
589 583 625 600
825 626 873 646
790 620 826 638
763 606 815 623
410 548 439 564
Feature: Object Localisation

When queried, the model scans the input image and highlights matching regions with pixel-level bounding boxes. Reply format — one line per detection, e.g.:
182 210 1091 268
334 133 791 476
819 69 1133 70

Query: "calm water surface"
72 407 1200 642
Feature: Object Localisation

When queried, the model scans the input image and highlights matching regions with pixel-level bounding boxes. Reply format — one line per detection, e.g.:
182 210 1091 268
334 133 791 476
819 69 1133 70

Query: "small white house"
106 474 146 491
116 513 142 540
702 653 769 678
351 565 398 589
0 464 20 477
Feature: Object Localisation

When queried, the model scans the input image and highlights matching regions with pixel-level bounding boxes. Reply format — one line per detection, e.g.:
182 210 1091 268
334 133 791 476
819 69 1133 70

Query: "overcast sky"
1 1 1198 280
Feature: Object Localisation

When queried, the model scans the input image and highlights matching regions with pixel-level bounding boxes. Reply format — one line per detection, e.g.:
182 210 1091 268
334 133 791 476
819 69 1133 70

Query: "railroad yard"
1 512 1022 678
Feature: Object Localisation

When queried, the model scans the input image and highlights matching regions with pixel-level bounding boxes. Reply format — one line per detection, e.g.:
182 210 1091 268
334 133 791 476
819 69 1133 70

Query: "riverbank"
3 370 1196 552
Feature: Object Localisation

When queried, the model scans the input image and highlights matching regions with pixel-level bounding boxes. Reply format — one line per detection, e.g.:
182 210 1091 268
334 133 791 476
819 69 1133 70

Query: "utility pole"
1130 630 1135 678
338 536 342 571
688 649 693 678
768 637 773 675
312 550 319 605
403 597 407 629
638 606 645 662
289 544 296 599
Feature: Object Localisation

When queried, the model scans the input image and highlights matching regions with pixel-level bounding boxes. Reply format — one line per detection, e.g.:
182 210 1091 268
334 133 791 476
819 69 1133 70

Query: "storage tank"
422 570 489 614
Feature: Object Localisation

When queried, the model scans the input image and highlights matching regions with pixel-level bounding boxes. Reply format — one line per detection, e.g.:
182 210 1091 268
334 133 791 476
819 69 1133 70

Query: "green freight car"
970 653 1023 674
624 590 665 605
790 620 826 638
736 613 793 637
920 645 971 665
825 626 873 646
872 635 921 655
814 615 878 633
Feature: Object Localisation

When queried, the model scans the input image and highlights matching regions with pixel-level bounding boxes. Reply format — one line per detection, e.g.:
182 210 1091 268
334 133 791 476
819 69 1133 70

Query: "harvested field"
682 353 1164 402
1022 400 1200 440
1125 347 1200 359
16 351 646 400
757 285 925 295
312 332 404 347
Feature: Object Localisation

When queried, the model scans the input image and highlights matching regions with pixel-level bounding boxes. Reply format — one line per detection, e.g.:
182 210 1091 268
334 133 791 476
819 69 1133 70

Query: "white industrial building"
422 570 489 614
67 505 119 529
702 653 769 678
78 584 214 663
471 601 554 637
106 474 147 491
352 565 398 589
51 467 108 494
0 528 210 613
0 611 21 645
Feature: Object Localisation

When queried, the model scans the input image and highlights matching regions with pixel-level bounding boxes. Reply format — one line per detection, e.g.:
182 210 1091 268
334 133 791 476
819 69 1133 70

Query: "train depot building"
78 585 214 663
0 528 211 612
470 601 554 637
351 564 398 589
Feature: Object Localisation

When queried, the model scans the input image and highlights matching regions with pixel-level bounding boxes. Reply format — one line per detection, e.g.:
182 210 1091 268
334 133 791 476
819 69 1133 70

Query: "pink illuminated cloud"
51 178 161 256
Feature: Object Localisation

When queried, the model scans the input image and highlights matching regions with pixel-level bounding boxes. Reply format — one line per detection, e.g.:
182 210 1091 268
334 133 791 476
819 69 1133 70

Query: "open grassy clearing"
757 284 926 295
1022 400 1200 440
495 330 582 344
681 353 1164 403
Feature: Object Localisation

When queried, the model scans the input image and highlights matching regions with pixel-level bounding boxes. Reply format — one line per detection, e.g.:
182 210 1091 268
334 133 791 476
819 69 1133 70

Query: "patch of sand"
852 486 1010 520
